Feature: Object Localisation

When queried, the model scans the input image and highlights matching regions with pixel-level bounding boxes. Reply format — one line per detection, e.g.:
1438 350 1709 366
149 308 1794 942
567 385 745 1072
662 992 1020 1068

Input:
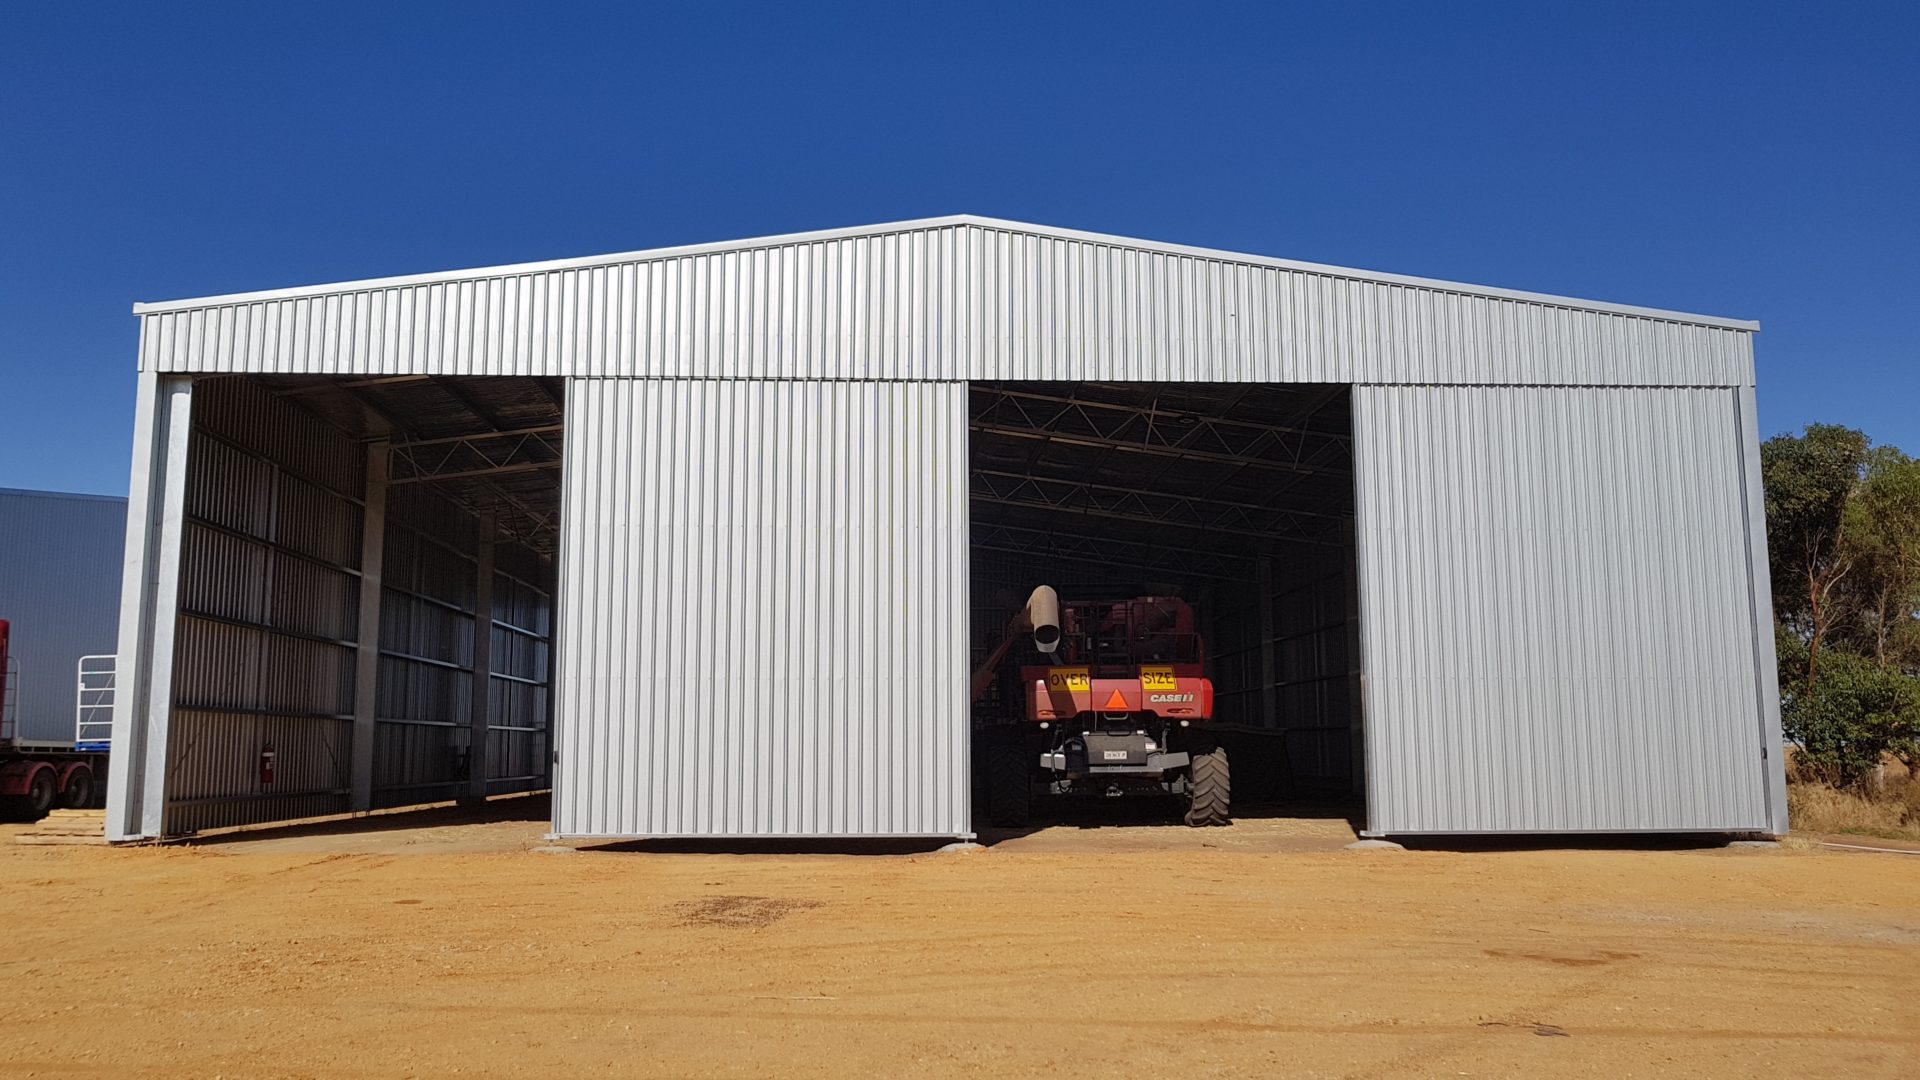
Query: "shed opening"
968 381 1360 828
157 373 561 834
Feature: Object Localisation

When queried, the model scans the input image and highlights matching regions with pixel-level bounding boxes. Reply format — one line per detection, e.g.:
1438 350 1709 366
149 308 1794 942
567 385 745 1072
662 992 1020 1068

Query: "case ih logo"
1148 693 1196 704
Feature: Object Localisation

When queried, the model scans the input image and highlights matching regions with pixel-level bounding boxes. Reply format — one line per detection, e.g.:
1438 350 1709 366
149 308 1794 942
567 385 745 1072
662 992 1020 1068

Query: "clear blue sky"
3 2 1914 496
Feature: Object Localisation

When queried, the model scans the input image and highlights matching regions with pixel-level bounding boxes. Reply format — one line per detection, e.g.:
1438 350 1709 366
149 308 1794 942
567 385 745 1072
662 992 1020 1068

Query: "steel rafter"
266 376 563 554
972 420 1329 475
972 522 1258 581
400 423 565 449
482 500 557 552
969 386 1351 476
389 426 564 552
389 428 564 486
278 374 431 396
1139 383 1260 491
983 386 1350 444
449 477 558 554
1196 385 1352 501
970 470 1346 546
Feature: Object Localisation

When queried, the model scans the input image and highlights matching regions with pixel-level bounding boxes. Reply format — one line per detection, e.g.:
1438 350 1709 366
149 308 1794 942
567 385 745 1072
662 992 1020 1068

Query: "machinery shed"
105 216 1784 842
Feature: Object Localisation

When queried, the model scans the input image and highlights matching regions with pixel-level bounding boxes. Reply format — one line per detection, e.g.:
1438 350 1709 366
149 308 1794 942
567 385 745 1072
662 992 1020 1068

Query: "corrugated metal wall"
374 486 552 807
487 543 553 793
0 490 126 744
554 378 970 837
1353 385 1776 832
373 485 481 807
165 378 366 832
1208 564 1359 794
135 221 1752 387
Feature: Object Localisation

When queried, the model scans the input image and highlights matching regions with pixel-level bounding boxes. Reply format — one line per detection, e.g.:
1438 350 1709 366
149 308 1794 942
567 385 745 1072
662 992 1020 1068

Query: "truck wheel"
61 766 95 810
23 768 58 820
1185 746 1231 827
985 744 1032 828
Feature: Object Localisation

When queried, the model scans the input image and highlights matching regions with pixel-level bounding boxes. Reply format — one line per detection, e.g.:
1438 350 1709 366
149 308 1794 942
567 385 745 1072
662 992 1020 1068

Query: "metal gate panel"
1354 385 1779 833
553 378 970 837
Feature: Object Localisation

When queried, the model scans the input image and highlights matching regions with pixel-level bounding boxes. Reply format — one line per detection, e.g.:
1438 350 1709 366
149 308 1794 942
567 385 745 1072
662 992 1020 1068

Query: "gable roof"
133 214 1755 331
130 215 1756 386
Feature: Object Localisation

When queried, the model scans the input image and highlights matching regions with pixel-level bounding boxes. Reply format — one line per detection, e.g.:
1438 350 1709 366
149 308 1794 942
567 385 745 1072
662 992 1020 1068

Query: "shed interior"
162 374 561 833
968 381 1362 810
162 372 1360 833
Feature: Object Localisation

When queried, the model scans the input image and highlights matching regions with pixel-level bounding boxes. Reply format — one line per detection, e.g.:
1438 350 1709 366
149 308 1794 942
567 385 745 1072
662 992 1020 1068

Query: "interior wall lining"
163 378 363 833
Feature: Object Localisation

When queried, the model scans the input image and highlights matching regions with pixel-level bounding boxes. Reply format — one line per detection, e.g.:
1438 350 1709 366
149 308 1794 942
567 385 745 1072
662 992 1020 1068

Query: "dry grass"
1787 756 1920 841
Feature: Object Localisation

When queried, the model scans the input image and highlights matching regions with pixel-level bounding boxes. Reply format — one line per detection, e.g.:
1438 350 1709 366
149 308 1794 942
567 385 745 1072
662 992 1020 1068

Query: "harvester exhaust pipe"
1025 585 1060 655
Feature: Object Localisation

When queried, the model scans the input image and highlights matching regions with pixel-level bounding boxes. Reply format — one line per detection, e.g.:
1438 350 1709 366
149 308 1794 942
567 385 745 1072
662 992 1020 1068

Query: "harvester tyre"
985 744 1032 828
1185 746 1231 827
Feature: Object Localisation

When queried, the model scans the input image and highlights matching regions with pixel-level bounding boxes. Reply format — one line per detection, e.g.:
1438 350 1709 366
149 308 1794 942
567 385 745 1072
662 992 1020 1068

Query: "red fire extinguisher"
259 744 276 786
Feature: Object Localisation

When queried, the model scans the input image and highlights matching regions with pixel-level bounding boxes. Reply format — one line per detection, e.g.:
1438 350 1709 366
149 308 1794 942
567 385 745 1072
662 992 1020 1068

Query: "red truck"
1 619 112 820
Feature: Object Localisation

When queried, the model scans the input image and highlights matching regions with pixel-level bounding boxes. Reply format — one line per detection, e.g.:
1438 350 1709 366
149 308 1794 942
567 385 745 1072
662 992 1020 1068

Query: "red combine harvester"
973 587 1230 828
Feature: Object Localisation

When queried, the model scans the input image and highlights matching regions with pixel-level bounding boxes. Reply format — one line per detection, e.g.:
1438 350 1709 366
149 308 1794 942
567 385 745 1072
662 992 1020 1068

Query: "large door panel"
1353 386 1775 833
553 379 971 837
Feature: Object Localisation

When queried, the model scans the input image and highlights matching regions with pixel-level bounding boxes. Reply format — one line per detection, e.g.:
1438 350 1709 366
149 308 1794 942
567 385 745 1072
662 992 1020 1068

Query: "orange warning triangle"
1102 688 1130 710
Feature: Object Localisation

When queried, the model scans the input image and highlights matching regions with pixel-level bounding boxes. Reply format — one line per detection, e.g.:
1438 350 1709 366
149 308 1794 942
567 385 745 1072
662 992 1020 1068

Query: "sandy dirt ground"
1 801 1916 1079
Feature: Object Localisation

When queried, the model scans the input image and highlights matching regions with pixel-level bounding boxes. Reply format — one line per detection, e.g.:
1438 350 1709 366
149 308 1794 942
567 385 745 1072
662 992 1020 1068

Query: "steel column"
105 373 193 842
466 515 495 801
1257 558 1277 729
349 441 389 812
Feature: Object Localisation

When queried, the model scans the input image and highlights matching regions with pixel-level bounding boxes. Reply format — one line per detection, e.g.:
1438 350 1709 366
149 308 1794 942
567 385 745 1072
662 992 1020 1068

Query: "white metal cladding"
132 217 1755 387
554 378 970 837
1353 385 1779 833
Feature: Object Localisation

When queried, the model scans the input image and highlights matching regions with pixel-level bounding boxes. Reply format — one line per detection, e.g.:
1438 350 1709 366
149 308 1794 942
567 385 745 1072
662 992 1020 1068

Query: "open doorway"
968 381 1360 829
158 373 561 834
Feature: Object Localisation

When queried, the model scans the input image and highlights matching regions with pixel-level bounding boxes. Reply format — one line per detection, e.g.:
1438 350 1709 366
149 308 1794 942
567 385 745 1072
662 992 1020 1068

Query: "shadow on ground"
159 790 1367 856
153 790 1772 858
971 797 1364 846
578 837 960 855
1390 833 1774 853
178 792 551 849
